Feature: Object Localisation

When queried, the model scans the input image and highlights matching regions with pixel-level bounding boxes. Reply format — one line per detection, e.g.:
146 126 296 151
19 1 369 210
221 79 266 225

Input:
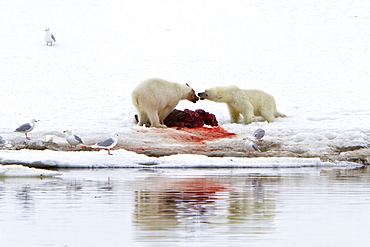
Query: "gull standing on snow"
44 28 56 46
0 136 9 146
92 133 119 155
252 128 265 141
63 130 83 147
0 136 6 145
0 136 11 148
15 119 38 140
243 137 260 156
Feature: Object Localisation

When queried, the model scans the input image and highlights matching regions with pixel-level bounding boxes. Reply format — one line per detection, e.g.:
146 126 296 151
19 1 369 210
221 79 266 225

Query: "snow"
0 149 331 168
0 0 369 169
0 164 60 177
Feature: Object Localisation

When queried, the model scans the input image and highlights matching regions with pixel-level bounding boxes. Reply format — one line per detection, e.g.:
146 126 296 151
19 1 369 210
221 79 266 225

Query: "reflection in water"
133 176 279 242
16 185 34 219
0 167 370 246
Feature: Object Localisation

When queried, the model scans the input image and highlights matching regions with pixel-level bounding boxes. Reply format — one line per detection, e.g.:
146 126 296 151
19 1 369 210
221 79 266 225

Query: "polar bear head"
185 83 199 103
198 85 240 103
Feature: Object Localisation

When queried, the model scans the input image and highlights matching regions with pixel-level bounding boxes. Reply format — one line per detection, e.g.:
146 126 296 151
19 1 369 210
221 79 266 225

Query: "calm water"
0 166 370 247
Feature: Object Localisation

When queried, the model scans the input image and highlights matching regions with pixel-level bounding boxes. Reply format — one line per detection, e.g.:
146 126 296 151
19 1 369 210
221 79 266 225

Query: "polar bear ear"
186 83 190 87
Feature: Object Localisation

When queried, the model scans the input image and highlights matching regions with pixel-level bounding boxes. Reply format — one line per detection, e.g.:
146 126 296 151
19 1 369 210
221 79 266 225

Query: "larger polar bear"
132 78 199 127
198 85 286 124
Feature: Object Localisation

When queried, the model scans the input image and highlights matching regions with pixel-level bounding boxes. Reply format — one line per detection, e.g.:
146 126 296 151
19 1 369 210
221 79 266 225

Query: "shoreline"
1 137 368 168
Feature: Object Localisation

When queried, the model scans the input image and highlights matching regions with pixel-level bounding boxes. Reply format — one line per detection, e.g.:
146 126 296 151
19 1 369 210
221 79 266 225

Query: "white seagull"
0 136 9 146
44 28 56 46
93 133 119 155
63 130 84 147
15 119 38 140
252 128 265 141
242 137 260 156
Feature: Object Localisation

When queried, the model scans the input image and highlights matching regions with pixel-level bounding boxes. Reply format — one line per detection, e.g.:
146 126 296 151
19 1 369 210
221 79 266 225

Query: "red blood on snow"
178 126 236 143
134 109 235 145
138 126 236 145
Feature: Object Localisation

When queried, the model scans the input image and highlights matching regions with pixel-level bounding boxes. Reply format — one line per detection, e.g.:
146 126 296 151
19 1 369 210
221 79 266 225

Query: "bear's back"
133 78 181 97
135 78 177 90
241 89 274 100
132 78 186 106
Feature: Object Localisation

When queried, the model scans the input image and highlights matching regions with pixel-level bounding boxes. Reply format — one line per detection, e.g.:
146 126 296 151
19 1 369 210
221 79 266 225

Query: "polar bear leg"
241 103 255 124
261 111 276 123
137 111 149 126
274 110 287 118
159 105 175 125
148 111 166 128
241 112 255 124
227 105 241 123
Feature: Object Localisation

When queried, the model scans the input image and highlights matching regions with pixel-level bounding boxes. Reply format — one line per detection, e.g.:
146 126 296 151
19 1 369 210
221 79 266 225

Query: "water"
0 166 369 247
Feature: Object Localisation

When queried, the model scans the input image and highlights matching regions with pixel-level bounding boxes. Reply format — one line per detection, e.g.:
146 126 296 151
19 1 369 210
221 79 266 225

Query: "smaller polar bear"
198 85 286 124
132 78 199 127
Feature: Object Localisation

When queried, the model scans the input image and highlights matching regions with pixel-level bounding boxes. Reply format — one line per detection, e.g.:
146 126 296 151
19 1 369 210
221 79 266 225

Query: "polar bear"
198 85 286 124
132 78 199 127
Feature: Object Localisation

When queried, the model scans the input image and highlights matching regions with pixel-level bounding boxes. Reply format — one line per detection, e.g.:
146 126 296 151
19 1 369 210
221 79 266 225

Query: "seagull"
0 136 9 146
44 28 56 46
63 130 83 147
242 137 260 156
15 119 38 140
252 128 265 142
92 133 119 155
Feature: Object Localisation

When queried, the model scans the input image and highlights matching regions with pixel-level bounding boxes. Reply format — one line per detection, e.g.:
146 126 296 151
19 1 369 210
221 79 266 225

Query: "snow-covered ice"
0 148 333 168
0 0 369 169
0 164 60 177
